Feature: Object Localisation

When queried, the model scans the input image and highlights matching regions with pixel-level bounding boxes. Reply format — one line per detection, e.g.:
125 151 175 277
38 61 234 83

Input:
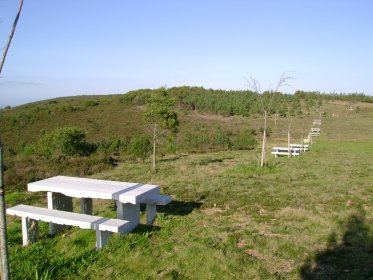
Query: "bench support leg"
22 217 38 246
146 204 157 225
80 198 93 215
116 202 140 232
96 230 111 250
48 192 73 235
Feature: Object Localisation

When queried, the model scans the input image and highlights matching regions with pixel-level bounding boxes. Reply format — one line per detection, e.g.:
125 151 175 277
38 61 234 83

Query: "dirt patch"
202 207 223 215
245 249 266 260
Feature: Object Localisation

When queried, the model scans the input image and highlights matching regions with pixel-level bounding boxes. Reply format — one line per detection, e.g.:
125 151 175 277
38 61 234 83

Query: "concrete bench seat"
310 127 321 132
309 132 320 137
271 151 300 157
272 147 300 157
7 204 131 250
143 194 172 225
290 144 309 151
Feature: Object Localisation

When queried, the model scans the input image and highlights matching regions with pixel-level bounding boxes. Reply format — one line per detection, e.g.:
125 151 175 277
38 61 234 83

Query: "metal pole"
0 145 10 279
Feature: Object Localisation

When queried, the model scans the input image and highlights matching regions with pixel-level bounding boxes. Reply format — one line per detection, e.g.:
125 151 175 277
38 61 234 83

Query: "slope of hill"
1 87 373 278
0 87 371 191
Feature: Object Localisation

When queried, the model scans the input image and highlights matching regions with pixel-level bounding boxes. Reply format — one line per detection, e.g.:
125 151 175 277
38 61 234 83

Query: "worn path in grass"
6 104 373 279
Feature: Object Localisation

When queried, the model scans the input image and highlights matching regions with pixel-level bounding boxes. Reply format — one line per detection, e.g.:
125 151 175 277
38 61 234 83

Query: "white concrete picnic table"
28 175 161 233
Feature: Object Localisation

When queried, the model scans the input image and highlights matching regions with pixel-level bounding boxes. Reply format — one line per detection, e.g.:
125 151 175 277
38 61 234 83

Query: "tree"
144 87 179 171
0 1 24 279
247 72 294 167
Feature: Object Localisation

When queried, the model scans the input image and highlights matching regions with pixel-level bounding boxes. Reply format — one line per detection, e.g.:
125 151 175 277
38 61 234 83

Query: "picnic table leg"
116 202 140 232
146 204 157 225
80 198 93 215
96 230 111 250
22 217 38 246
47 192 73 235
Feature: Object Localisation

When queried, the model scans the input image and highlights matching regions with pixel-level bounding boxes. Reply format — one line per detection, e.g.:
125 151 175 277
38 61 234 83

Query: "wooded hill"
0 86 371 191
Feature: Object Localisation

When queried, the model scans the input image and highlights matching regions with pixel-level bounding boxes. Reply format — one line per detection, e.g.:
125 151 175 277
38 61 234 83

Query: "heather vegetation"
1 87 373 279
0 87 371 192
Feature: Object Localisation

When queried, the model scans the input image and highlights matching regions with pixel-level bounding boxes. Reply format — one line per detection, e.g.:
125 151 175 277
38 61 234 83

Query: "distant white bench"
7 204 131 250
310 127 320 133
290 144 309 152
272 147 300 157
309 132 320 137
313 119 321 126
144 194 172 225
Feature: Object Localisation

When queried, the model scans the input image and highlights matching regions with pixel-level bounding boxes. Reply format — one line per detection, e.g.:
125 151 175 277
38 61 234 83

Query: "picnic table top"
28 175 160 204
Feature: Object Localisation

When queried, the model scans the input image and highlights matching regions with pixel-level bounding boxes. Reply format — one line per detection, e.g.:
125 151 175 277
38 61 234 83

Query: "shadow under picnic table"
155 200 203 216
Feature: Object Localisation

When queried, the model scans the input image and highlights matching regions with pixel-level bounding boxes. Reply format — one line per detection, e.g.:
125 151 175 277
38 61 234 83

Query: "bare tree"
247 72 294 167
0 1 24 279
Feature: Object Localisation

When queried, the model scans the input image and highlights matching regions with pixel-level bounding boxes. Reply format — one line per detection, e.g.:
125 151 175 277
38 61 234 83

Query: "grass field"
4 100 373 279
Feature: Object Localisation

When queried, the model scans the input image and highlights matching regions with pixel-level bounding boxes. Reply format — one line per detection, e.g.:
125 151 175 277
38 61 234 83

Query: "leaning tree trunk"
0 0 24 75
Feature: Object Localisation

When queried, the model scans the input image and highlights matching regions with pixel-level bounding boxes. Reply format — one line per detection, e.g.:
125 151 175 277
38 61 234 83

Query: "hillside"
1 87 373 279
1 87 372 192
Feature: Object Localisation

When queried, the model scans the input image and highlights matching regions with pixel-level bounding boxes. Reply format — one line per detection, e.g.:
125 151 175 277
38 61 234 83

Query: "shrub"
84 100 100 107
128 135 152 161
97 136 128 156
59 105 83 112
17 143 35 156
184 130 210 149
35 127 92 157
213 129 232 150
232 131 257 150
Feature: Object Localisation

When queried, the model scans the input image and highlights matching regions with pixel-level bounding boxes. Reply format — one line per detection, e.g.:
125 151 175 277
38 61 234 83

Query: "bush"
84 100 100 107
232 131 257 150
213 129 232 150
97 136 128 156
128 135 152 161
184 130 210 149
35 127 92 157
17 143 35 156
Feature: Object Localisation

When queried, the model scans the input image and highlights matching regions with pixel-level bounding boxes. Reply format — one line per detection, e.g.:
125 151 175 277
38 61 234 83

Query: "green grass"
3 98 373 279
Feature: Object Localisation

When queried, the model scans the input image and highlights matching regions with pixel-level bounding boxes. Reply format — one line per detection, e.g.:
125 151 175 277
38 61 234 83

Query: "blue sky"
0 0 372 107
